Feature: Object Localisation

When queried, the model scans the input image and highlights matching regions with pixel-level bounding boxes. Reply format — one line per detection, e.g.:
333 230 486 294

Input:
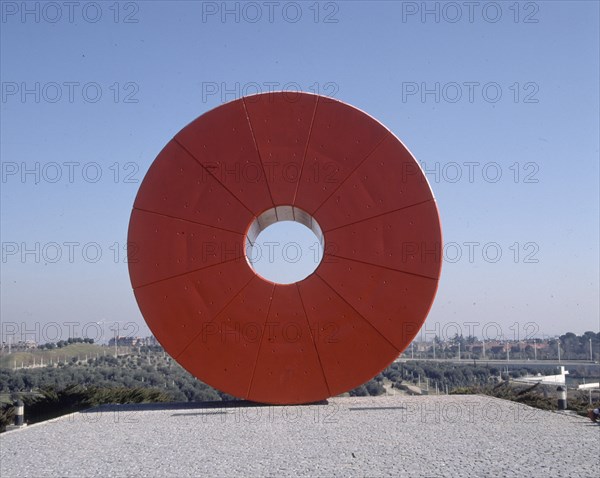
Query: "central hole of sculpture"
244 206 325 284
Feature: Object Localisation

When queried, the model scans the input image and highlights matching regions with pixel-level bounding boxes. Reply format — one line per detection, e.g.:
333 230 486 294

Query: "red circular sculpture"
128 92 442 404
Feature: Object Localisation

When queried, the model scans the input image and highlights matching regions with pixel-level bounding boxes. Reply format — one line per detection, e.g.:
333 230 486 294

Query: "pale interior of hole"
245 206 325 277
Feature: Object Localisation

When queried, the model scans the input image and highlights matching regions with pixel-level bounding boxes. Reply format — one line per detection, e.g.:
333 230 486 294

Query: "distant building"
108 336 143 347
144 335 159 346
0 340 37 351
107 335 160 347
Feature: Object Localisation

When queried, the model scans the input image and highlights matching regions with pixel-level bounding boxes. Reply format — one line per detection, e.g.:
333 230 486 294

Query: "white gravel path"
1 395 598 477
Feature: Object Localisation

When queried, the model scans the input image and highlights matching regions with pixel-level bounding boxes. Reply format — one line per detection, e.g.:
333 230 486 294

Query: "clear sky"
1 0 598 345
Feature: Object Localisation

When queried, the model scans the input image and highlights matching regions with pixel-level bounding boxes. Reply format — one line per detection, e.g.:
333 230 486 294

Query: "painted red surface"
128 92 442 404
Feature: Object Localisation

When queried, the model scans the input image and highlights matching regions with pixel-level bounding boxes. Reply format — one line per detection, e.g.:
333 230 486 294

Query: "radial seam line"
325 253 439 281
245 283 277 399
173 139 256 217
296 282 333 397
323 198 436 233
133 207 245 235
315 273 400 353
174 275 258 361
133 256 244 290
242 97 276 209
311 131 391 216
292 96 320 204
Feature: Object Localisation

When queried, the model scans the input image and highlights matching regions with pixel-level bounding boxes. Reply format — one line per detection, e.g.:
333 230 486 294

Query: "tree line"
38 337 95 350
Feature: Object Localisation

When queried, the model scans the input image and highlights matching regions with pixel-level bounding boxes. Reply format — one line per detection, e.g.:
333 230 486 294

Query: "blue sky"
1 0 598 344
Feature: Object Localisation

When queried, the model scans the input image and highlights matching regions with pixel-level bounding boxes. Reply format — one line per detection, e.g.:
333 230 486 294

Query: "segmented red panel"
133 259 254 358
175 98 274 216
314 133 434 231
243 92 318 206
324 200 442 279
247 284 330 404
317 256 438 352
175 277 274 400
133 141 253 233
294 97 390 214
298 274 400 395
128 209 244 289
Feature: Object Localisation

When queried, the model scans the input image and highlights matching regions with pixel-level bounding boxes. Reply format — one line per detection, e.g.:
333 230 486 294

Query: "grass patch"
0 344 110 369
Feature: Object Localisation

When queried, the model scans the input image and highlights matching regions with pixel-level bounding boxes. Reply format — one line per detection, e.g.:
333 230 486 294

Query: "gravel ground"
1 395 598 477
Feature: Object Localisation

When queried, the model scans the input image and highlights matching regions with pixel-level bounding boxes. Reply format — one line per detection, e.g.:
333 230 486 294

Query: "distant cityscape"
0 335 159 352
1 331 598 363
403 334 598 362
